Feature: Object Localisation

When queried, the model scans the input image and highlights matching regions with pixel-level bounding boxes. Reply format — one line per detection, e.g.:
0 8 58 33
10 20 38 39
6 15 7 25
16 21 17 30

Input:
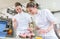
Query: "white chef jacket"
13 12 31 35
30 9 58 38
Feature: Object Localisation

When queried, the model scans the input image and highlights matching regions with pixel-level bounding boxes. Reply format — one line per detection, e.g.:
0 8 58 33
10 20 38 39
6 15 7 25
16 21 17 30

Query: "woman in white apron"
12 2 33 39
26 2 58 39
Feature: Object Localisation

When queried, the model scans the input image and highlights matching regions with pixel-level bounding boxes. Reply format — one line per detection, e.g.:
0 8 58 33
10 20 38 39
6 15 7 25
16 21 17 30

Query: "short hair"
26 2 36 8
36 3 39 7
15 2 22 7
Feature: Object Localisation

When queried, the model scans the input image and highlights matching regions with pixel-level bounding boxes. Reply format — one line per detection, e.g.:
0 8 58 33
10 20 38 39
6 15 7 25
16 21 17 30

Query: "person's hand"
19 33 26 38
39 29 49 34
27 28 34 32
35 26 40 30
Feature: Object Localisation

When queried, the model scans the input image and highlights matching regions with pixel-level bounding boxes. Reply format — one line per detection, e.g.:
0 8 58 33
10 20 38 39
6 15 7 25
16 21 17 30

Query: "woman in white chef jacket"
26 2 58 39
12 2 33 39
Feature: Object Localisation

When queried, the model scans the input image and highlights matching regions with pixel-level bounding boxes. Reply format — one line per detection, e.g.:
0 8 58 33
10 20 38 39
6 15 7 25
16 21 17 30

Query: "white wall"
35 0 60 11
54 13 60 23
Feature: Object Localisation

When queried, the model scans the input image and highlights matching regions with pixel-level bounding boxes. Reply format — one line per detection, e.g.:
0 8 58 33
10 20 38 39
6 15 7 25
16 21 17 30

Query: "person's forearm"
38 22 55 34
47 22 54 32
13 23 17 30
12 18 17 30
